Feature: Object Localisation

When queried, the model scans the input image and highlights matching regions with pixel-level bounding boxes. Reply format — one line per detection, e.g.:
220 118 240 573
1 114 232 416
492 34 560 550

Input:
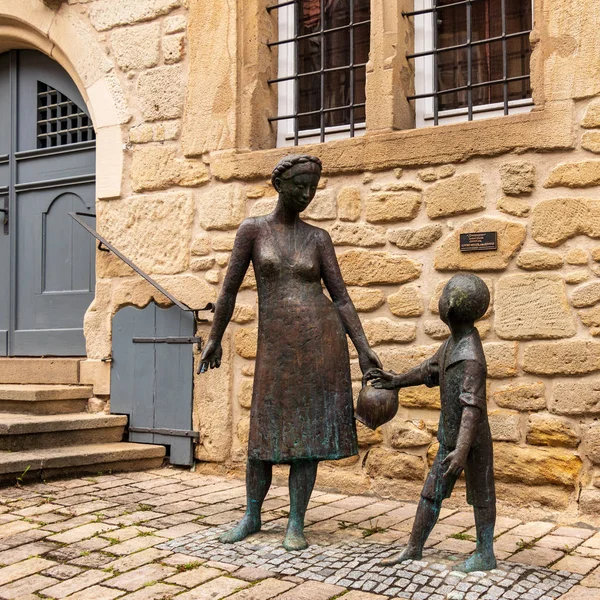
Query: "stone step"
0 442 166 484
0 384 93 414
0 413 128 451
0 358 81 385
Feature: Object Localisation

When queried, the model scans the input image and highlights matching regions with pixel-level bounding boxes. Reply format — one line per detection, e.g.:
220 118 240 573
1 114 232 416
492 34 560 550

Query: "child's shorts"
421 443 496 508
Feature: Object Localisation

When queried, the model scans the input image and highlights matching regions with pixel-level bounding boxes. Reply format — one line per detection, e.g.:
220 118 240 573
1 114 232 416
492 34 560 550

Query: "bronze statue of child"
366 273 496 573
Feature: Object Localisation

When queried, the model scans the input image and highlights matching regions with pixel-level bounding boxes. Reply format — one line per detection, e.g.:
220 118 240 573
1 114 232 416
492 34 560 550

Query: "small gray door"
1 50 96 356
111 304 196 466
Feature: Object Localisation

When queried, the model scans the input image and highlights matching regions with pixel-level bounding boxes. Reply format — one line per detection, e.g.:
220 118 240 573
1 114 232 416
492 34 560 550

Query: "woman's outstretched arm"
199 219 256 371
318 229 382 374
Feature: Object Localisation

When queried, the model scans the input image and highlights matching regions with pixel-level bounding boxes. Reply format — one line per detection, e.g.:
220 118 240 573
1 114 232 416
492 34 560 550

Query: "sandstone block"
423 320 450 340
492 382 546 411
348 288 385 312
579 489 600 515
211 233 236 252
565 271 590 284
494 274 576 340
585 426 600 464
235 328 258 359
494 443 582 487
517 250 563 270
527 414 580 448
388 224 444 250
351 345 438 382
572 282 600 308
329 223 387 247
363 318 417 346
364 447 425 481
387 419 432 449
197 186 245 231
303 190 337 221
357 422 383 447
137 66 184 121
579 306 600 328
500 161 535 195
566 248 588 265
110 22 160 71
337 187 362 221
99 192 193 275
434 217 526 271
384 181 423 192
582 131 600 153
531 198 600 247
399 385 440 410
164 14 187 34
89 0 181 31
523 341 600 375
163 34 185 64
497 196 531 218
582 99 600 128
488 410 521 442
245 185 267 199
249 198 277 218
232 304 256 325
238 379 253 409
191 236 210 256
424 173 485 219
417 165 455 182
484 342 518 378
388 285 423 318
131 146 209 192
545 160 600 188
205 269 220 284
129 123 154 144
237 416 250 445
190 257 215 271
365 191 422 223
338 250 421 286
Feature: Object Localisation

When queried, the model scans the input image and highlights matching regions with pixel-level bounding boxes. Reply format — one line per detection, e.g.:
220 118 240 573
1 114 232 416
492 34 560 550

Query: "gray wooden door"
111 304 196 466
0 50 96 356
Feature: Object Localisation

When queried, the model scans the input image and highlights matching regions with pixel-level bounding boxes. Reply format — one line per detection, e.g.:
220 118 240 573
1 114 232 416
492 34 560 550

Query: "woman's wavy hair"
271 154 322 187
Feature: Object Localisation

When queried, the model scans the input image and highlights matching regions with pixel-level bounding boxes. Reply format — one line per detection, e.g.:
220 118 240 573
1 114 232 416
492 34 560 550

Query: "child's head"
439 274 490 325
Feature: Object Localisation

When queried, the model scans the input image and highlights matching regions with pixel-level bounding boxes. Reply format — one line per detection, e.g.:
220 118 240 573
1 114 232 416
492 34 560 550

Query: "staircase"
0 358 166 485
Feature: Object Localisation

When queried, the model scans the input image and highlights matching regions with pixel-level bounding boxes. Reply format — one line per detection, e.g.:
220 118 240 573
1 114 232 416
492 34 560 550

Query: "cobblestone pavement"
0 468 599 599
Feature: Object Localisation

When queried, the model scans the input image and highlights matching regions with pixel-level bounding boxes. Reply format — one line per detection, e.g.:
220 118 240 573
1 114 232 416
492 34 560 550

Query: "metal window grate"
37 82 96 149
405 0 533 125
267 0 371 145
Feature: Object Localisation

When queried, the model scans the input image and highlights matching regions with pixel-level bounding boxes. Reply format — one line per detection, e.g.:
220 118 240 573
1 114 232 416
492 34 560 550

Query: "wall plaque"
459 231 498 253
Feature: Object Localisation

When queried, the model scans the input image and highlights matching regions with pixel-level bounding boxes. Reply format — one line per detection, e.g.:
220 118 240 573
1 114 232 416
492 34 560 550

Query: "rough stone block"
365 191 421 223
329 223 387 247
249 198 277 218
337 187 362 221
494 443 582 487
423 320 450 340
582 131 600 153
527 414 580 448
424 173 485 219
523 341 600 375
484 342 518 378
488 410 521 442
566 270 590 284
348 288 385 312
356 422 383 447
164 14 187 34
163 33 185 64
137 66 184 121
387 285 423 318
567 248 589 265
582 99 600 128
110 22 160 71
585 426 600 464
497 196 531 217
398 385 440 410
388 224 444 250
418 165 455 182
303 189 337 221
364 447 425 481
494 274 576 340
232 304 256 324
387 419 432 449
197 185 245 231
363 318 417 346
579 306 600 328
545 160 600 188
434 217 526 271
235 328 258 359
492 382 546 411
89 0 181 30
500 161 536 195
338 250 421 286
517 250 564 270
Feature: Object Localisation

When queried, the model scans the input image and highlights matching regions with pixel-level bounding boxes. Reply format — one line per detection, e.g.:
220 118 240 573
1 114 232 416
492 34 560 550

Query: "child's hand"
441 450 467 478
364 368 398 390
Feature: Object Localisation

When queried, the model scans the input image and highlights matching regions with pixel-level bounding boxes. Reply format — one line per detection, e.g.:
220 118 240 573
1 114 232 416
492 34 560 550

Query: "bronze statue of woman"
199 154 381 551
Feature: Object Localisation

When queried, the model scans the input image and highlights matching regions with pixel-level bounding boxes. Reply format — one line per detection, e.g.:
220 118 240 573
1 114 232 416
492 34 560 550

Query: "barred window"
268 0 371 147
408 0 533 127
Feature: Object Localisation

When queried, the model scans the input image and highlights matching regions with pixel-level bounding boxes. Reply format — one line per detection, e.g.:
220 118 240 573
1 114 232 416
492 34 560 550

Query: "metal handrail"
69 212 214 321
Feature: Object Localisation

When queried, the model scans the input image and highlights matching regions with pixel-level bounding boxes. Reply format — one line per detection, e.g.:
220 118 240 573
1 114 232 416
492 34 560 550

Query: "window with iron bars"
407 0 533 127
267 0 371 147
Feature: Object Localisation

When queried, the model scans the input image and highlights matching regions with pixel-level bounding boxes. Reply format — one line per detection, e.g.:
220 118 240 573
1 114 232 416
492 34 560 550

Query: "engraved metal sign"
459 231 498 253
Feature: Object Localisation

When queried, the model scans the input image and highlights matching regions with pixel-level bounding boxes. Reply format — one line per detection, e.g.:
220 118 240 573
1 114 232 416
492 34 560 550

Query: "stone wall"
13 0 600 516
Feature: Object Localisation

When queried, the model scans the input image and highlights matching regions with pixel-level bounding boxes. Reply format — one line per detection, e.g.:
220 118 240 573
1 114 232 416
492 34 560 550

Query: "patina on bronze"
366 274 496 573
199 154 381 551
355 372 399 430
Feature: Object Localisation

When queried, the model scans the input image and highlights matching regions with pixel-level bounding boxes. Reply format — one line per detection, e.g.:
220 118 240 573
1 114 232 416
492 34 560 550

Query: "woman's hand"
364 368 399 390
197 339 223 374
441 449 467 478
358 347 382 375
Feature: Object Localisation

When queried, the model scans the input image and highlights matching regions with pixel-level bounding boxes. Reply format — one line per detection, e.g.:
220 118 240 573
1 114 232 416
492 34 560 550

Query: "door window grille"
37 82 96 148
267 0 370 147
407 0 533 127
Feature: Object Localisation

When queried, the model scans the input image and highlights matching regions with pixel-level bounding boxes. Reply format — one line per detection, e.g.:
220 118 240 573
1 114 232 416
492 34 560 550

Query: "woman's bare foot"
379 546 423 566
454 551 496 573
219 514 261 544
283 523 308 551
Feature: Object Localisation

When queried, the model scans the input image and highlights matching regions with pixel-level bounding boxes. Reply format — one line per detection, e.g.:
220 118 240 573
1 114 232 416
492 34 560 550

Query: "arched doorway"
0 49 96 356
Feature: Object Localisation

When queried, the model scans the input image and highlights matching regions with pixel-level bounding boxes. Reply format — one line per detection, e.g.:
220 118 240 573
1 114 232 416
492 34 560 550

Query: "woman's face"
275 165 321 213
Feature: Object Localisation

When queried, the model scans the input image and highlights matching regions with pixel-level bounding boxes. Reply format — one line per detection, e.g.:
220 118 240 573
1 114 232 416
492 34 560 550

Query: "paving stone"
537 535 584 551
233 566 276 581
104 563 177 591
175 576 250 599
559 587 600 599
0 541 57 565
0 557 55 586
107 535 165 555
512 548 564 567
61 584 125 600
0 573 58 598
104 548 172 573
71 551 115 569
225 577 297 599
117 582 184 599
552 555 599 574
275 580 345 599
163 565 223 587
511 522 556 538
40 569 110 598
47 522 117 544
41 563 83 580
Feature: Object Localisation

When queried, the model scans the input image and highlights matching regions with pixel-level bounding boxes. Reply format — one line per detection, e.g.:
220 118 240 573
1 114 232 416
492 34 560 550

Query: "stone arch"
0 0 128 199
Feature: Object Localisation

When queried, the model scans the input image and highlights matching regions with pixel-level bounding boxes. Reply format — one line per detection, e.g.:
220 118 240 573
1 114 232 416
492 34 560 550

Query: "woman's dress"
247 219 358 463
